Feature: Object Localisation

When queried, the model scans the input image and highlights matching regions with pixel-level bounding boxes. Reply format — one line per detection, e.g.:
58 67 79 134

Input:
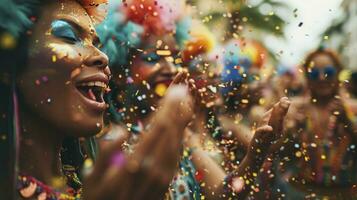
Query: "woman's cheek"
48 42 78 60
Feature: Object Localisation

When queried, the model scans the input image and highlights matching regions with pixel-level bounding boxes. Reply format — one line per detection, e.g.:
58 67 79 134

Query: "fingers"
249 125 273 156
268 97 290 139
259 109 272 126
115 86 194 200
145 85 194 148
171 71 188 86
157 85 194 126
253 125 274 143
137 86 192 160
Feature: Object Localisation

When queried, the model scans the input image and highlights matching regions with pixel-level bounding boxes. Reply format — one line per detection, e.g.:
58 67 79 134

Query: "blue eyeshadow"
141 52 160 64
51 20 79 42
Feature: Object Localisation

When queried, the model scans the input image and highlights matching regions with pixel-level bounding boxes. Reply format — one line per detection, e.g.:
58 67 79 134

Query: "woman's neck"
19 108 65 186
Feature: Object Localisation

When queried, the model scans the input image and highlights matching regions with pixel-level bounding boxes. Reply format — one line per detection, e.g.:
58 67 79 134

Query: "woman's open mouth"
75 74 109 111
76 81 106 103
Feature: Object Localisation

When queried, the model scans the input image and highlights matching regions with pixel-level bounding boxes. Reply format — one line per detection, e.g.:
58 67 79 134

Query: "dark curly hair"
303 47 344 73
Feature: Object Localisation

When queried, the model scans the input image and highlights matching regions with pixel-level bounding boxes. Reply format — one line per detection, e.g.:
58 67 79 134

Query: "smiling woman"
0 0 110 199
18 1 110 136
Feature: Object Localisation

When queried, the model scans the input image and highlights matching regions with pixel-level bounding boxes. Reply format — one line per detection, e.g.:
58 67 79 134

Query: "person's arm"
186 97 290 199
188 125 273 199
218 115 253 148
190 147 227 199
224 97 290 199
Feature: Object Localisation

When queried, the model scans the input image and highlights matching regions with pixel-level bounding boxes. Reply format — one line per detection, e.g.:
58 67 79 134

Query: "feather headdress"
123 0 185 35
182 20 216 63
0 0 108 39
79 0 108 24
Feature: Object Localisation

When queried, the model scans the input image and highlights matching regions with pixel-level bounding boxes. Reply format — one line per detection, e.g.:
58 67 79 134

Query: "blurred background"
188 0 356 70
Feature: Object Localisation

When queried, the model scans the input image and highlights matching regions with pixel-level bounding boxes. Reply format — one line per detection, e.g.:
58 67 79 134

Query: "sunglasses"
307 66 337 80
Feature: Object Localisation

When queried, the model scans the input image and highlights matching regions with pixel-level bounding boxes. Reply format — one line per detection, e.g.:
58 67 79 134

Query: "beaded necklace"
17 158 83 200
296 103 357 186
17 172 82 200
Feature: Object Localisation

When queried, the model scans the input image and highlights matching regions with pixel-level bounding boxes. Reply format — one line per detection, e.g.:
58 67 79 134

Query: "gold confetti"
295 151 302 157
155 83 168 97
0 33 16 49
241 99 249 104
156 50 171 56
52 55 57 62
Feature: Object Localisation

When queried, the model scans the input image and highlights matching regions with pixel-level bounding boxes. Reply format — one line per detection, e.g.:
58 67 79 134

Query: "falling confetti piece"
295 151 302 157
0 32 16 49
155 83 168 97
156 50 171 56
207 85 217 93
52 55 57 62
127 77 134 84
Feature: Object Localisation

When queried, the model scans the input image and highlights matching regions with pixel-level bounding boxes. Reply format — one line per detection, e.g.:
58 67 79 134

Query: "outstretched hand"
83 85 194 200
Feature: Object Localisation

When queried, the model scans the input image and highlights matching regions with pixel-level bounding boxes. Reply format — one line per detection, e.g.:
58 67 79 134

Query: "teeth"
78 81 107 88
95 81 107 88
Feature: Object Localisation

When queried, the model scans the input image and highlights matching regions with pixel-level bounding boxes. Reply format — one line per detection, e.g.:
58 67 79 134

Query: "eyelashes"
51 20 79 43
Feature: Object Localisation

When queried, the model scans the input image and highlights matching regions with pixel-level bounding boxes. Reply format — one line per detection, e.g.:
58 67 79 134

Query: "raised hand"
224 97 290 198
83 85 193 200
250 97 291 156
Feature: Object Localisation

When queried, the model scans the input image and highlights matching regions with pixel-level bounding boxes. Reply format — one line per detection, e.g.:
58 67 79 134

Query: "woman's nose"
84 53 109 69
84 50 111 77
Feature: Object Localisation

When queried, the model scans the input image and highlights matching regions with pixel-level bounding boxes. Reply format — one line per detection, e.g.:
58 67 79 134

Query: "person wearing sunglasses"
260 48 357 199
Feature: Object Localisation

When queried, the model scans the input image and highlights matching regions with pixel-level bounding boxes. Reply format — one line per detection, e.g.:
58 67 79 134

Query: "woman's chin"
64 115 104 137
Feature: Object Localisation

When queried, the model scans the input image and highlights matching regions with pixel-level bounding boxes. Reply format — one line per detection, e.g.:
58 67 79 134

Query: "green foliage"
190 0 289 38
